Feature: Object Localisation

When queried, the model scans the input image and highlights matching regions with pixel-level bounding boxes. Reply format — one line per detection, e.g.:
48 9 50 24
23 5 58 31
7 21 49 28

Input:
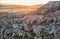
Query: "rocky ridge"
0 1 60 39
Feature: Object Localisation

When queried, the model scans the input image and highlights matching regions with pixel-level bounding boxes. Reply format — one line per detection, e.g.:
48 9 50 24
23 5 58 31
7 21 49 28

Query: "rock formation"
0 1 60 39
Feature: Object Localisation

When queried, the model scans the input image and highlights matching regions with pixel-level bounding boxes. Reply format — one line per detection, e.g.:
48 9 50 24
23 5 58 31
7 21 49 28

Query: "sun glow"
0 0 58 6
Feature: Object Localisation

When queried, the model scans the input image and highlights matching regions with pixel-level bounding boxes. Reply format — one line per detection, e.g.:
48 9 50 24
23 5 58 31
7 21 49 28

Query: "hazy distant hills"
0 1 60 15
0 4 43 13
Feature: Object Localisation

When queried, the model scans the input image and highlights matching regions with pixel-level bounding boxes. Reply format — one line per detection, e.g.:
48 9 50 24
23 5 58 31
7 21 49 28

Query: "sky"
0 0 60 5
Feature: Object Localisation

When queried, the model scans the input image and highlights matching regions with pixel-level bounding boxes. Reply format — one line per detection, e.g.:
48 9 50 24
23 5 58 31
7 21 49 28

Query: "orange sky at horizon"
0 0 60 6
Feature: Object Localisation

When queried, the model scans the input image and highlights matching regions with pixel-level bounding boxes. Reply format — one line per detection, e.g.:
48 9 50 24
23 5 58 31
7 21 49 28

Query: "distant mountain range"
0 4 43 12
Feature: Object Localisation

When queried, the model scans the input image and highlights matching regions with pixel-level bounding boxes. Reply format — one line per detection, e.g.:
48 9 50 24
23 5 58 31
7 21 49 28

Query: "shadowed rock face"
36 1 60 14
44 1 60 9
0 1 60 39
22 15 44 24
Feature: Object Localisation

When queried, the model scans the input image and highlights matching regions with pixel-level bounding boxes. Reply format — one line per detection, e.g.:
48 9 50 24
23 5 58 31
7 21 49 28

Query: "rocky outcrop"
0 1 60 39
36 1 60 14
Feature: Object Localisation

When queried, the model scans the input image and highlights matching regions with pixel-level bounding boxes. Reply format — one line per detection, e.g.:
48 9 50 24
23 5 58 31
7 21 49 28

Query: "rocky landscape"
0 1 60 39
